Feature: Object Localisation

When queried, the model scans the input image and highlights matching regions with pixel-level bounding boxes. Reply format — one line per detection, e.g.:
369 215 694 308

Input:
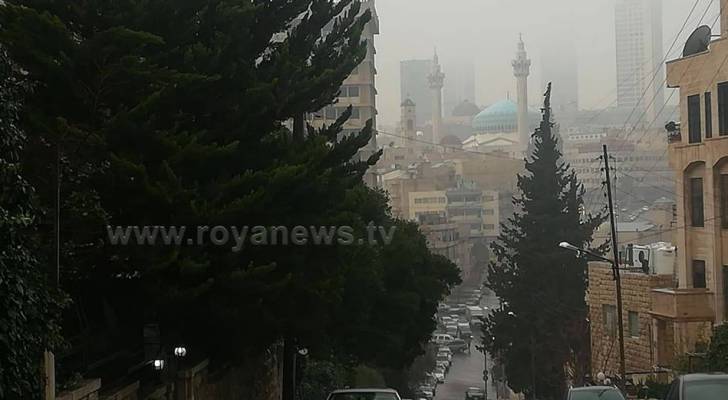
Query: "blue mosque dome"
471 99 540 133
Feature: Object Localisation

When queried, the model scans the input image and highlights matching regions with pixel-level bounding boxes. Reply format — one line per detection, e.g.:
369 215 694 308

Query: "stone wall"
587 262 674 377
58 379 101 400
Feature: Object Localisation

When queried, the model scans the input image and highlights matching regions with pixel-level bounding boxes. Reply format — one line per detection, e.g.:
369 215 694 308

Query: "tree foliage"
706 324 728 372
482 84 606 399
0 0 459 389
0 46 66 400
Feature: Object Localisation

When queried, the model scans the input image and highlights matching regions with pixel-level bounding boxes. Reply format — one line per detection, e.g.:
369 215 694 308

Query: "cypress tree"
483 84 606 399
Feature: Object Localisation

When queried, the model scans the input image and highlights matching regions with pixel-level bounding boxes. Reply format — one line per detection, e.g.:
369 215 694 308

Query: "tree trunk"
293 114 305 142
282 336 297 400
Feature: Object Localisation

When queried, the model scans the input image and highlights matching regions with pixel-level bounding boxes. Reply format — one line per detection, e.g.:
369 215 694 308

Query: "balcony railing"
649 288 714 321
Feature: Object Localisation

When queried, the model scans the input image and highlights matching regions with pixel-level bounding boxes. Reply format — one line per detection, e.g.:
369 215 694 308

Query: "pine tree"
482 84 606 399
0 1 459 382
0 46 66 400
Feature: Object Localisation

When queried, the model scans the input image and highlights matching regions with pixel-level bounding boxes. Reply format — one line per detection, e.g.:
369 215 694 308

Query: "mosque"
399 36 541 159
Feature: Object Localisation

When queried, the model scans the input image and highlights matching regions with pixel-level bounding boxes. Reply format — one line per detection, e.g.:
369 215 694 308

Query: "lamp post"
559 241 626 389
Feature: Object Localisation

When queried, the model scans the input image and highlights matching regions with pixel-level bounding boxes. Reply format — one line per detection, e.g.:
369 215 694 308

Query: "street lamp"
174 347 187 358
559 241 626 388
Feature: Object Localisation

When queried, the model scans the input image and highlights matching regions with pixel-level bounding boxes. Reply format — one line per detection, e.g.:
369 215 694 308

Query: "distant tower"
401 97 417 146
428 49 445 146
512 34 531 151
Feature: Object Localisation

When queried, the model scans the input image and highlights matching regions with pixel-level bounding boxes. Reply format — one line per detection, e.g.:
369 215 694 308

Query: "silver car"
665 373 728 400
565 386 626 400
327 388 402 400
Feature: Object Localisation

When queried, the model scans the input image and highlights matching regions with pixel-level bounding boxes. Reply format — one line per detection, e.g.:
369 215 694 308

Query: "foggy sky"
374 0 721 128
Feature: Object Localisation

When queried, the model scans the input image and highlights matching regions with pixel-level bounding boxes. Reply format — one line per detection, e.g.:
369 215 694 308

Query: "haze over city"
5 1 728 399
376 0 720 127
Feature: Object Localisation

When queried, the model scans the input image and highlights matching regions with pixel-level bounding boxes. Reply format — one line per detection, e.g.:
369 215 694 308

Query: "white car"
327 388 402 400
438 346 453 356
432 370 445 383
432 333 454 345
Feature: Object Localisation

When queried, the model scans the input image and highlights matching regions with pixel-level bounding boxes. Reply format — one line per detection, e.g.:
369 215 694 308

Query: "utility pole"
602 144 626 388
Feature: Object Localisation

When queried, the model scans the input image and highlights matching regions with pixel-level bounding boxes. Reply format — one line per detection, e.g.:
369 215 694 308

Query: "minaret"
512 34 531 151
400 96 417 147
428 49 445 146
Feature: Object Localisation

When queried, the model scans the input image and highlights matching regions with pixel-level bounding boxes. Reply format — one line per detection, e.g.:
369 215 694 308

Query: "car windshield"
570 388 624 400
684 379 728 400
329 393 399 400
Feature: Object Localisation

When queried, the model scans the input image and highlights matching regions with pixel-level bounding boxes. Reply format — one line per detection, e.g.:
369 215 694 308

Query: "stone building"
655 0 728 359
587 262 674 378
419 214 474 282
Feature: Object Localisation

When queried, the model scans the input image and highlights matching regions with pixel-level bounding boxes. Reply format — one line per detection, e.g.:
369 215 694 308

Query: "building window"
719 82 728 135
722 175 728 229
628 311 640 338
483 224 495 230
350 107 360 119
483 209 495 215
348 86 359 97
603 305 617 337
690 177 704 227
688 94 702 143
693 260 707 289
706 92 713 138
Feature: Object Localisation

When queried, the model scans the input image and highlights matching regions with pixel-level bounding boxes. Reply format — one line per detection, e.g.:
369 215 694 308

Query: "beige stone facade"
409 190 447 220
658 1 728 359
587 263 674 377
420 215 473 280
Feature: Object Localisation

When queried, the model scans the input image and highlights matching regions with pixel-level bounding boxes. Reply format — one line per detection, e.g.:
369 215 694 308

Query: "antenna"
683 25 712 57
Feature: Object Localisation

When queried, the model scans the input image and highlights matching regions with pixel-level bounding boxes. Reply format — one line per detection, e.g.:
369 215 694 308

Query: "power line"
616 0 713 143
616 4 719 151
376 129 523 161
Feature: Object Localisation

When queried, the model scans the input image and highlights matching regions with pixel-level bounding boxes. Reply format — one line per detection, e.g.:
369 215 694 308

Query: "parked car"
438 346 453 357
420 383 436 396
327 388 402 400
446 324 459 338
436 351 451 367
458 322 473 339
432 333 454 346
565 386 625 400
664 373 728 400
436 360 449 373
464 387 485 400
414 387 433 400
431 369 445 384
448 338 470 353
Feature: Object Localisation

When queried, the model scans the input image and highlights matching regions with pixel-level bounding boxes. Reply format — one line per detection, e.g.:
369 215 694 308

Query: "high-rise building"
400 59 432 126
444 61 476 117
615 0 664 122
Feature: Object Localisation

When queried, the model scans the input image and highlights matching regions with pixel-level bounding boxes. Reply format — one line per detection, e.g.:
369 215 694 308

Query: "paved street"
434 293 499 400
433 344 496 400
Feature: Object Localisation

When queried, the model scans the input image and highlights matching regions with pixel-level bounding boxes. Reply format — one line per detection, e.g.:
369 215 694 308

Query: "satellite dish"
683 25 712 57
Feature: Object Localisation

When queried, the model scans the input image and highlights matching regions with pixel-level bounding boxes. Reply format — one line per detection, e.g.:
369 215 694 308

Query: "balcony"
649 288 714 321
